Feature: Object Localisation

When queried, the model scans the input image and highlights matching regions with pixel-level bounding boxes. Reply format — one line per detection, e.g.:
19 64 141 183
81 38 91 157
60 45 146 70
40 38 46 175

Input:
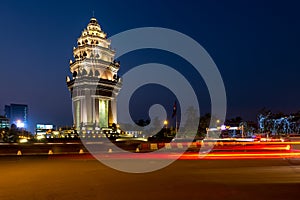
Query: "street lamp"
163 120 168 128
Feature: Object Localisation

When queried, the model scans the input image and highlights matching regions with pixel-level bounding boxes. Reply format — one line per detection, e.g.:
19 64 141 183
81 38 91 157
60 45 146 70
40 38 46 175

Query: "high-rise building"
0 116 10 129
4 104 28 128
66 17 121 132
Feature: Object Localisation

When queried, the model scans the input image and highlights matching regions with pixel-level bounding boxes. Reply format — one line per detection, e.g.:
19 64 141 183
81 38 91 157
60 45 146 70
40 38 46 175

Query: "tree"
147 117 163 137
198 113 211 137
182 106 199 138
3 124 18 143
225 117 243 127
135 119 150 127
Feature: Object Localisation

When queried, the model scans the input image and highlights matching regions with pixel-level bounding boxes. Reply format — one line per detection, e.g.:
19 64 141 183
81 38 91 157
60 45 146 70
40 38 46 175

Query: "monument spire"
66 17 121 134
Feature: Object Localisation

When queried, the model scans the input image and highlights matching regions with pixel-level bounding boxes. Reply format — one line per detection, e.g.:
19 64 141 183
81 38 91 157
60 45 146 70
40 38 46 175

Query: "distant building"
0 116 10 129
36 124 55 135
66 17 121 132
4 104 28 128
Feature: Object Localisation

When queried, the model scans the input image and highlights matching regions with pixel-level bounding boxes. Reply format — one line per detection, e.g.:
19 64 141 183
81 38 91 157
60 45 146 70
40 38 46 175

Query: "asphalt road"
0 156 300 200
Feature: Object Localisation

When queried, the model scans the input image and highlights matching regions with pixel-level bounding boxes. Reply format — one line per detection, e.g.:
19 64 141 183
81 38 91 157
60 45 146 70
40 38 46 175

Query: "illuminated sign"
36 124 54 129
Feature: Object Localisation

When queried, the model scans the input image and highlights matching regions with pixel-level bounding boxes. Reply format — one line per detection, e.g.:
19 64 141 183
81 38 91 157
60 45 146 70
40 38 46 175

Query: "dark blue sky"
0 0 299 131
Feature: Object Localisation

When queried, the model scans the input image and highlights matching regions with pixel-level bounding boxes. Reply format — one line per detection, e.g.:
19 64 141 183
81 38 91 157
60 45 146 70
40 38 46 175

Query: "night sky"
0 0 299 132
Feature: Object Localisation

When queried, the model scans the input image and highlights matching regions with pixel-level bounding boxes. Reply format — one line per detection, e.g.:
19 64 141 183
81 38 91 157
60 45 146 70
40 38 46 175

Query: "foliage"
182 106 199 137
1 124 31 143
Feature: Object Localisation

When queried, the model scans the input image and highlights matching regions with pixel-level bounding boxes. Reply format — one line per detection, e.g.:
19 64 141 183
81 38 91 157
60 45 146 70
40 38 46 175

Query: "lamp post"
163 120 168 138
163 120 168 128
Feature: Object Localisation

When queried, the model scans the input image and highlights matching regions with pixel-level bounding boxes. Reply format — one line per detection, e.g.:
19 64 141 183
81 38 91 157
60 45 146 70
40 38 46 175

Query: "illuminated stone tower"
66 17 121 132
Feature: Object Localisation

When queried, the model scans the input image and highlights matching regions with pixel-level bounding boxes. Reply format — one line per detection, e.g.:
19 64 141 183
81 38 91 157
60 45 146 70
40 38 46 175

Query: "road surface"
0 155 300 200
